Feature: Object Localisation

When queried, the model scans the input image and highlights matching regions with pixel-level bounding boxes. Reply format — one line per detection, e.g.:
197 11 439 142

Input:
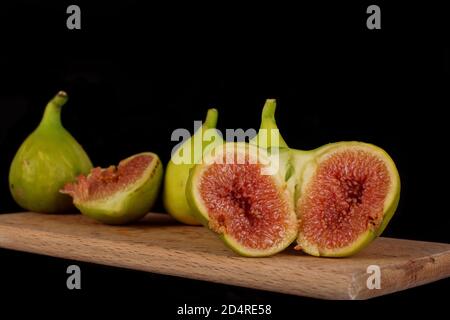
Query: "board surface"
0 212 449 299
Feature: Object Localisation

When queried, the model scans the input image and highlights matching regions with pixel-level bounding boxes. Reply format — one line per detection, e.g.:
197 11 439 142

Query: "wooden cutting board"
0 212 448 299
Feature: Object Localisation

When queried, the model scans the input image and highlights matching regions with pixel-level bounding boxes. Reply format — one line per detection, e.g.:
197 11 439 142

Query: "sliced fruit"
61 152 163 224
250 99 401 257
187 143 298 257
187 98 401 257
9 91 93 213
164 108 223 225
293 142 400 257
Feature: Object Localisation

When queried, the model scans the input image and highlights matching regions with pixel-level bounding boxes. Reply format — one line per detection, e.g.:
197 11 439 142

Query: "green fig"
61 152 163 225
186 100 298 257
163 108 222 225
9 91 93 213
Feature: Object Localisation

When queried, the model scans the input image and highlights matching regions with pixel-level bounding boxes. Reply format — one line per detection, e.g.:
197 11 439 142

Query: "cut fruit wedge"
61 152 163 225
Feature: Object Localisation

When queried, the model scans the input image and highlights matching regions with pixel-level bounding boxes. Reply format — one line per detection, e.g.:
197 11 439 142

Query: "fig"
163 108 222 225
254 100 401 257
186 100 298 257
293 142 400 257
9 91 93 213
61 152 163 224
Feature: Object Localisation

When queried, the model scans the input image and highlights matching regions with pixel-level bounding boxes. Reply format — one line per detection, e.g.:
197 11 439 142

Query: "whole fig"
9 91 93 213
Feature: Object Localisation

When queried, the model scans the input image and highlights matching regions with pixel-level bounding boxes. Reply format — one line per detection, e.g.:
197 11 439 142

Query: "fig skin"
61 152 163 225
163 108 222 225
292 142 401 257
9 91 93 213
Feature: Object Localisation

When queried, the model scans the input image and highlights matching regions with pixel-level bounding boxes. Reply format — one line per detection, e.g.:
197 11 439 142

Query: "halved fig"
61 152 163 224
293 142 400 257
187 143 298 257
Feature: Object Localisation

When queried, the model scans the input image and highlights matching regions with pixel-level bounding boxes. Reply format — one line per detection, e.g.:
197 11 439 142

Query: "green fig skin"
64 152 163 225
9 91 93 213
163 108 223 225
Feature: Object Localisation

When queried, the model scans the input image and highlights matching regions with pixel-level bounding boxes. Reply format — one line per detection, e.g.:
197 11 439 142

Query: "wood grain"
0 212 449 299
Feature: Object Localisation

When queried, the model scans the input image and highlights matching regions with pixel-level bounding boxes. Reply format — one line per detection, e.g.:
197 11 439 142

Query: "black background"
0 1 448 316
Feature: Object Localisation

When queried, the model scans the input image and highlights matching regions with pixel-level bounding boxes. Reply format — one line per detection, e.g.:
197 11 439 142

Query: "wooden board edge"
0 224 356 299
348 250 450 299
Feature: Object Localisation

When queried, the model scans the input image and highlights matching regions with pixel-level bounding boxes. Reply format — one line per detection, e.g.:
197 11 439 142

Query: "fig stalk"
39 91 67 128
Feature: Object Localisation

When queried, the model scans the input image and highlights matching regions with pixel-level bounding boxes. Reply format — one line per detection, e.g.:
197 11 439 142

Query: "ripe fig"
61 152 163 225
186 100 298 257
163 108 222 225
254 100 401 257
293 142 400 257
9 91 93 213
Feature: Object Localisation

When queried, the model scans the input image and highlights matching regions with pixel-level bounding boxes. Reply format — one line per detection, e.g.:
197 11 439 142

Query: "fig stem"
257 99 288 148
40 91 68 128
204 108 218 129
262 99 277 120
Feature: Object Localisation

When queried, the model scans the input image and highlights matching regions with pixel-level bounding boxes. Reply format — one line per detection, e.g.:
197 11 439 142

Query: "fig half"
187 142 298 257
293 142 400 257
61 152 163 224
